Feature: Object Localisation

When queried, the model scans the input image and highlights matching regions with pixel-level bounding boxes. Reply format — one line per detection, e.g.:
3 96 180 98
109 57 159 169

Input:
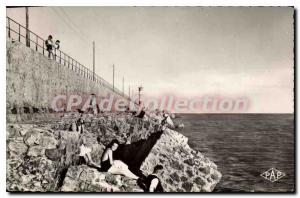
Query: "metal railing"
6 16 130 100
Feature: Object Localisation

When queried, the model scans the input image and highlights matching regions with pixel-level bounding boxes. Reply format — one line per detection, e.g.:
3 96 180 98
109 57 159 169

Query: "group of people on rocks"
69 105 177 192
135 107 184 130
45 35 60 59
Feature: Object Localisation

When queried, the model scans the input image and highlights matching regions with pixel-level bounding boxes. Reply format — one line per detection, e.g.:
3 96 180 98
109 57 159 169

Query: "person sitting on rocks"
151 109 163 124
76 114 85 133
167 113 184 130
161 113 175 129
78 138 100 169
138 164 164 192
100 139 139 180
136 107 147 119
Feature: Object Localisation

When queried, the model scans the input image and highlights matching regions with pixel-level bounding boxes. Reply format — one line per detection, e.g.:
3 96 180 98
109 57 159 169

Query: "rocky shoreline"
6 113 221 192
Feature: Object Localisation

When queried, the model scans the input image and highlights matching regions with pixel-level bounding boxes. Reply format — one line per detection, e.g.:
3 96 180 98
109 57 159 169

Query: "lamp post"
25 7 30 47
138 86 143 106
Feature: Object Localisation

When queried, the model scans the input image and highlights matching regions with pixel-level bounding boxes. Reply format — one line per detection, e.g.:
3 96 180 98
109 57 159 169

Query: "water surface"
176 114 294 192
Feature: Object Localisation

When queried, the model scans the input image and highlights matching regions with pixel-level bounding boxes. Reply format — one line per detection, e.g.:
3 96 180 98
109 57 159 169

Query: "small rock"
27 146 45 157
194 176 206 186
170 172 180 182
23 130 41 146
170 160 184 170
182 182 193 192
45 148 64 161
33 182 41 187
180 176 188 182
176 188 184 192
8 141 28 155
39 132 58 149
183 158 194 166
185 169 193 177
166 178 173 185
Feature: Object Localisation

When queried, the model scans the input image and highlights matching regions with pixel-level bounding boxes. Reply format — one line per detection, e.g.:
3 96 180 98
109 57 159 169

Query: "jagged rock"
61 165 142 192
182 182 193 191
183 158 194 166
194 176 206 186
199 166 211 174
27 145 45 157
7 125 21 138
140 129 221 192
60 177 80 192
45 148 65 161
7 156 56 192
186 169 194 177
23 130 41 146
39 131 58 149
17 124 34 136
170 160 185 170
180 176 188 182
170 172 180 182
8 141 28 156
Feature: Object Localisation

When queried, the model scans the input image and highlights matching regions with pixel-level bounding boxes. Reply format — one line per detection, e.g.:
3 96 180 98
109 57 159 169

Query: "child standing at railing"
55 40 60 50
54 40 60 61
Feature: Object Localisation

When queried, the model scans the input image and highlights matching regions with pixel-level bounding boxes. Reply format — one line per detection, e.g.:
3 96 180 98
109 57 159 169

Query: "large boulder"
61 165 143 192
140 129 222 192
7 156 57 192
6 124 59 192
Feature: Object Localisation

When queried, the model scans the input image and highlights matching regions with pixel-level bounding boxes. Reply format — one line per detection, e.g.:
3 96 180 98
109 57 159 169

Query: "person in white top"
79 138 100 168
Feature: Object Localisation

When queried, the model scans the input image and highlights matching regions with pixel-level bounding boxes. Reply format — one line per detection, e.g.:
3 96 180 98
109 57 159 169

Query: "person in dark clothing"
100 139 139 179
136 107 147 119
45 35 54 59
76 114 85 134
138 164 164 192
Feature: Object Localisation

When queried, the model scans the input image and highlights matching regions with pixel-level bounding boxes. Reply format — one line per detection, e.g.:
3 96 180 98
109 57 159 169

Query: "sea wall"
6 39 129 116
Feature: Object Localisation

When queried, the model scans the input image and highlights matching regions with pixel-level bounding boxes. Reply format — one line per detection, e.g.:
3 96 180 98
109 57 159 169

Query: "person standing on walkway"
90 94 98 115
45 35 54 59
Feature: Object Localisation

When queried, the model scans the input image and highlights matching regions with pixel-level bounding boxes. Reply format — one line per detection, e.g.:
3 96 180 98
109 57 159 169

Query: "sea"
175 114 294 192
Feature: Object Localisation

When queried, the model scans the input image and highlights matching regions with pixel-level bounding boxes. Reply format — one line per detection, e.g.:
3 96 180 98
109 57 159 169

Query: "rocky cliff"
6 113 221 192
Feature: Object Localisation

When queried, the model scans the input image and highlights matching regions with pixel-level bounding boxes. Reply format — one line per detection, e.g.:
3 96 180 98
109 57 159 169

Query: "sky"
6 7 294 113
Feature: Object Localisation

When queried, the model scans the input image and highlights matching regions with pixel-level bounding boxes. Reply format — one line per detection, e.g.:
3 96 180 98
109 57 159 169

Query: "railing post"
36 36 38 51
8 19 11 38
43 41 44 55
26 29 30 47
64 54 66 66
18 24 21 42
59 51 62 64
72 59 73 70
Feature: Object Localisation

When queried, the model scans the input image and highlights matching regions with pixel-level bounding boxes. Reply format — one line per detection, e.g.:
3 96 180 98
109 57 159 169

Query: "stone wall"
6 39 130 115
